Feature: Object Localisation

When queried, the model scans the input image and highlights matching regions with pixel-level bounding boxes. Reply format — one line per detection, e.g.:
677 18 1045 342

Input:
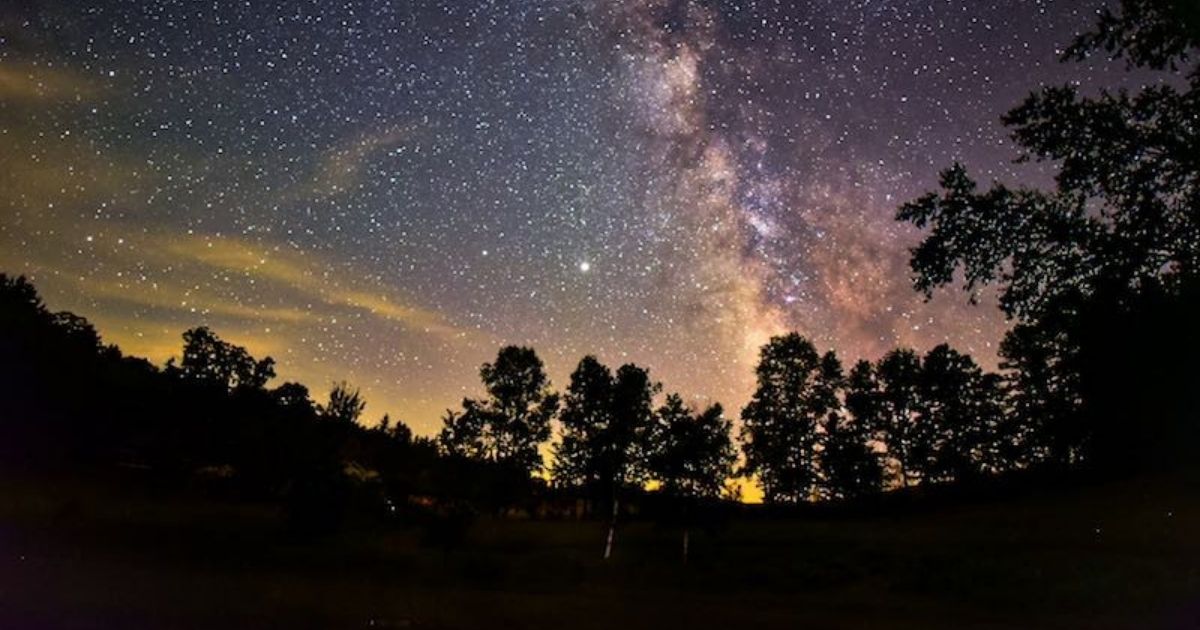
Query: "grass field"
2 471 1197 629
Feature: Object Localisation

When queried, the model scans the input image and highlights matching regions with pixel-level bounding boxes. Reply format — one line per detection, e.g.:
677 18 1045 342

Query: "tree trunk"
603 495 618 560
682 527 689 565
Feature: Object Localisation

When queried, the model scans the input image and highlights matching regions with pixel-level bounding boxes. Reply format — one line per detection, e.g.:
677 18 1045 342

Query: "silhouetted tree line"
0 274 549 534
740 334 1017 505
0 0 1195 543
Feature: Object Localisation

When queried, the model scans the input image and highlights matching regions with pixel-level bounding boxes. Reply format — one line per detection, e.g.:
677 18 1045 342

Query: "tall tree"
740 333 832 504
919 345 987 484
605 364 656 490
873 349 924 488
600 363 657 559
896 0 1200 468
972 372 1013 476
998 322 1084 466
552 355 615 490
822 361 884 501
645 394 736 563
844 360 882 435
437 345 559 475
647 395 736 500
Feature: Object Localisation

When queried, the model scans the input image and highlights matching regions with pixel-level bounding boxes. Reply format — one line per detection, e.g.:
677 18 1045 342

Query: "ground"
1 471 1197 629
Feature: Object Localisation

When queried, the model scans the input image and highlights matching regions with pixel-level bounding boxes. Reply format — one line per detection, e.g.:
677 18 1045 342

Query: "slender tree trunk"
603 493 618 560
682 527 689 565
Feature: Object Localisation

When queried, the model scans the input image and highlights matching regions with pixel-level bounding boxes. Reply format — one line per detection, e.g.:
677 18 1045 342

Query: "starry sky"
1 0 1126 433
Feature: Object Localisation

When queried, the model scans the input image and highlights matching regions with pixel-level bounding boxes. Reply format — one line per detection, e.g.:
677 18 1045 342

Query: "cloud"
158 234 470 339
0 61 100 103
280 125 411 204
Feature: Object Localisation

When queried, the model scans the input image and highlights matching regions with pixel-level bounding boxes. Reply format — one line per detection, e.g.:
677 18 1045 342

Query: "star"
0 0 1122 433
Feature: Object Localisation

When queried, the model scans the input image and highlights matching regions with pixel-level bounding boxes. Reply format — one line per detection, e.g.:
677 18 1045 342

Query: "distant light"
579 261 591 272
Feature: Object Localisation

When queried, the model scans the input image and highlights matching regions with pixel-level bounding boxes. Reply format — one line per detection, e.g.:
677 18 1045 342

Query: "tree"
437 345 558 475
376 413 413 445
998 322 1084 467
552 355 615 490
919 344 988 484
645 394 736 562
740 333 833 504
647 395 735 500
272 382 315 414
605 364 657 490
173 326 275 391
972 372 1013 476
871 349 924 487
438 401 489 460
600 363 657 559
822 363 884 501
896 0 1200 469
548 356 655 558
321 381 366 425
844 360 882 435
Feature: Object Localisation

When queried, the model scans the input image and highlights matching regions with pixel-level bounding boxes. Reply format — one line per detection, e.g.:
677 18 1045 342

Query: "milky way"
1 1 1125 432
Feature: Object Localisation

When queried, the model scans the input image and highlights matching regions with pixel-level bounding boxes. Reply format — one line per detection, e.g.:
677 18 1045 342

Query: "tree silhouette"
647 395 735 500
871 349 924 488
997 322 1084 467
740 334 833 504
896 0 1200 470
272 382 315 414
437 345 558 476
172 326 276 391
821 366 884 502
605 364 656 489
645 394 736 562
599 363 657 558
972 372 1012 476
438 401 489 460
376 413 413 445
552 355 615 491
321 381 366 425
919 345 989 484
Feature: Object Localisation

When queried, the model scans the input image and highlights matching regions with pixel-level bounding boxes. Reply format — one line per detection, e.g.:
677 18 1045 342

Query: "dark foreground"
2 472 1197 630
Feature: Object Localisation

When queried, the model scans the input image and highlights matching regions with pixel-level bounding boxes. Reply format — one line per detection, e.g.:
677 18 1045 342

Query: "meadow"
2 470 1196 629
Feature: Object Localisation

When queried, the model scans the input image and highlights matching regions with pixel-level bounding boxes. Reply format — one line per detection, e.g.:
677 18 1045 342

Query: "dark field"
2 473 1197 629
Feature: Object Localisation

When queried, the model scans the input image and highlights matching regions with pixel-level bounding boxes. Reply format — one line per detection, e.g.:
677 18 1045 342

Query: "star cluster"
0 0 1123 431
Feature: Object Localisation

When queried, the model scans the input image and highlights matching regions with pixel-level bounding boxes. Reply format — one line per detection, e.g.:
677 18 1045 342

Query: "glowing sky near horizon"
1 1 1124 433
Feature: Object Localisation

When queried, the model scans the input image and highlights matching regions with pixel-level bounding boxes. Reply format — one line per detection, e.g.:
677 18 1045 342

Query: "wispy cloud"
158 234 471 339
0 61 100 103
279 125 411 204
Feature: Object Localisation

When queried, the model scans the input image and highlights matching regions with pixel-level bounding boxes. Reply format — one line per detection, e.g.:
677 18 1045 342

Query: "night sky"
1 1 1124 433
